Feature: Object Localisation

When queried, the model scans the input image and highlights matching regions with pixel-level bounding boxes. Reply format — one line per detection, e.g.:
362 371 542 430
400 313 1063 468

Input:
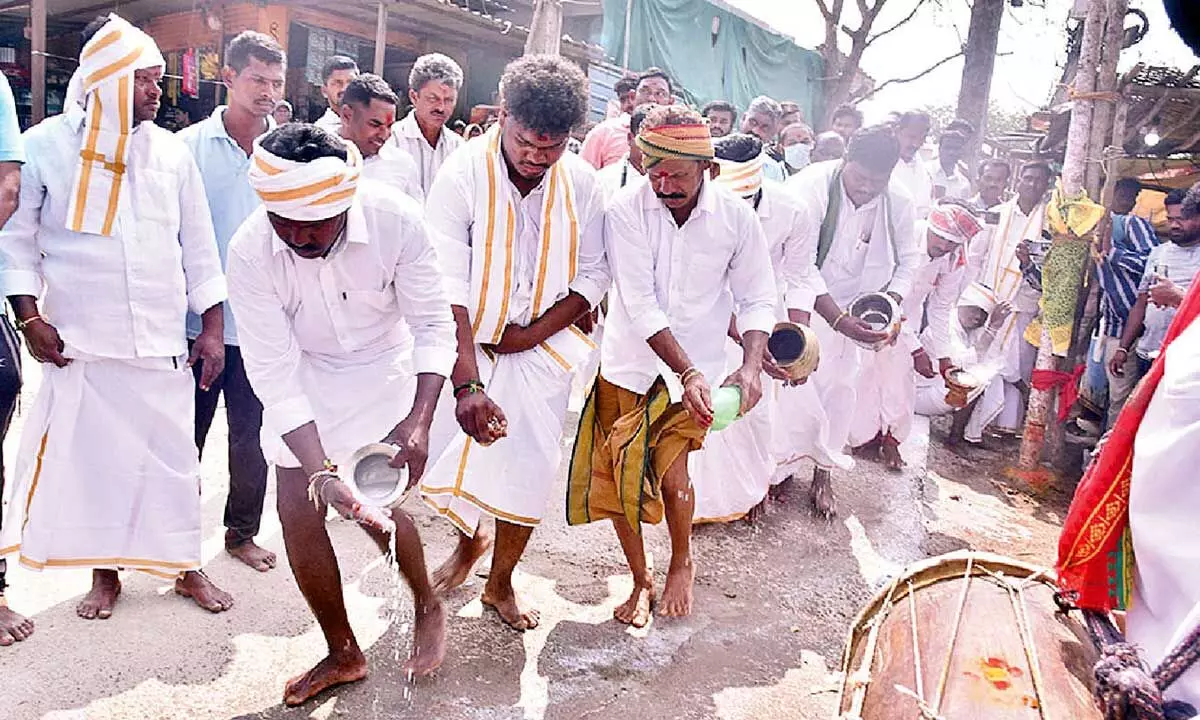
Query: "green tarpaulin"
601 0 825 124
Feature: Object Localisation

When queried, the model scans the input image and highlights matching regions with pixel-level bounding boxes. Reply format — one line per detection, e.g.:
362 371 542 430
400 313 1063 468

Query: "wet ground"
1 359 1073 720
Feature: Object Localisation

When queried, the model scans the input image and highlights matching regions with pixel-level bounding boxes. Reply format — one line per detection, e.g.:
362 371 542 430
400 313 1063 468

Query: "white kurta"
226 183 457 471
778 160 921 470
387 110 464 198
1127 316 1200 710
420 143 609 534
0 106 226 577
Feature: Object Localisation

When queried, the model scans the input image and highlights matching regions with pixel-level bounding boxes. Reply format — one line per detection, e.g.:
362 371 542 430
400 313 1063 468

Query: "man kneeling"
228 124 458 705
568 106 777 626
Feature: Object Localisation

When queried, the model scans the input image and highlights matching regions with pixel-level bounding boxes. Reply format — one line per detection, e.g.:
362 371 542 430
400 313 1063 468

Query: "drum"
838 551 1102 720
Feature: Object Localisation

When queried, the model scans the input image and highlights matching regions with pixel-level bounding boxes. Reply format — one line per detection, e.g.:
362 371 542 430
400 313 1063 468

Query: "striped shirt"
1098 213 1158 338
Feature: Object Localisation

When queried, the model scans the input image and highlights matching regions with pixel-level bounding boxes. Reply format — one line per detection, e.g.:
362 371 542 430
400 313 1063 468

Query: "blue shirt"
0 73 25 163
177 107 273 345
1098 213 1157 338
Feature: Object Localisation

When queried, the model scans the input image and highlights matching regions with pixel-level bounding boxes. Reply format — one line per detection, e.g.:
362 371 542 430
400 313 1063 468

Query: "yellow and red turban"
928 202 984 244
248 136 362 222
636 122 714 169
713 155 765 199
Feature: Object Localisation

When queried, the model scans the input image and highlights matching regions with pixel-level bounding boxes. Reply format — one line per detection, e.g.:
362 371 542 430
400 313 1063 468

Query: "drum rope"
932 556 974 714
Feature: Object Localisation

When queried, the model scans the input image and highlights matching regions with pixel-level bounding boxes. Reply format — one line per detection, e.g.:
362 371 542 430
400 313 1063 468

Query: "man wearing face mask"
419 56 609 632
780 122 815 175
780 124 921 517
338 74 422 200
388 53 464 197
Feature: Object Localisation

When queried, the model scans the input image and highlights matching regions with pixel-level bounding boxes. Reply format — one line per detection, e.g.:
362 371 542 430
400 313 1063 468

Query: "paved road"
2 360 1055 720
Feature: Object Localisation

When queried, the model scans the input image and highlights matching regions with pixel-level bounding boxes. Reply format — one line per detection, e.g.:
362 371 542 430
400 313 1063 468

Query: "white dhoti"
772 316 857 479
691 340 774 523
263 348 417 472
1127 319 1200 709
0 353 200 578
421 339 579 536
848 342 917 446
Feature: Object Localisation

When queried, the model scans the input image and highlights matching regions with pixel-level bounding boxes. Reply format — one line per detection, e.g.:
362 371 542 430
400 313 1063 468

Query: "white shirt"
0 104 226 359
602 180 778 395
930 161 972 202
388 110 465 197
360 139 424 202
424 145 609 320
315 107 341 133
226 182 457 438
783 160 922 311
891 156 934 219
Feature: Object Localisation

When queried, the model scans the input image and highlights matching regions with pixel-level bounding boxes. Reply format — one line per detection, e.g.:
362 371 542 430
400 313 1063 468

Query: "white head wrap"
248 133 362 222
65 14 164 237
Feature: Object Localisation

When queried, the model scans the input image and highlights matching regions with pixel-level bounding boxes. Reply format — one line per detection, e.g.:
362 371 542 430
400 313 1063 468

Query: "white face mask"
785 143 812 169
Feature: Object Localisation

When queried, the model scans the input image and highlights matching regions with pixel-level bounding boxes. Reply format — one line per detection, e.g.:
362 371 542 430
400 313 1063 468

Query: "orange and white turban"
248 135 362 222
64 14 164 237
713 154 765 199
636 122 714 169
928 202 985 244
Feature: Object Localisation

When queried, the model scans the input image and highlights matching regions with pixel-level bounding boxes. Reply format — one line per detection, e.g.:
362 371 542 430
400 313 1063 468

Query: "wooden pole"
1018 0 1106 471
373 2 388 76
31 0 45 124
955 0 1005 171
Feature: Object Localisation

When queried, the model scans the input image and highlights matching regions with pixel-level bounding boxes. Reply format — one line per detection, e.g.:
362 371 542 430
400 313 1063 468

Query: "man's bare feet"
481 580 540 630
614 581 654 627
404 598 447 676
226 534 277 573
174 571 234 613
431 526 492 596
658 562 695 617
810 469 837 520
0 606 34 645
77 570 121 620
283 648 368 706
880 435 904 472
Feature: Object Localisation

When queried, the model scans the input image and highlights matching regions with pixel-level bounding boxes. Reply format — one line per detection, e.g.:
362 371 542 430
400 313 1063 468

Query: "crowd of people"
0 10 1197 710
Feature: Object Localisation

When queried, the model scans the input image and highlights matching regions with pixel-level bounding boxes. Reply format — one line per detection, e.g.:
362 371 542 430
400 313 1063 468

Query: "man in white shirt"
782 125 922 516
388 53 465 197
419 56 609 631
849 202 983 469
179 30 284 574
569 109 776 626
0 14 232 620
595 103 652 201
930 129 972 202
338 74 422 199
964 161 1053 438
890 111 934 219
230 123 457 705
314 55 357 132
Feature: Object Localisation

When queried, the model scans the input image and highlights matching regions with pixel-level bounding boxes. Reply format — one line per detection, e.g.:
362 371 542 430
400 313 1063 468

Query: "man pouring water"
226 123 458 706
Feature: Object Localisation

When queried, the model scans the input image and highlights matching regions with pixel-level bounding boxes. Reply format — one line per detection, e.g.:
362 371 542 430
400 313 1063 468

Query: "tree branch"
866 0 931 48
855 48 966 101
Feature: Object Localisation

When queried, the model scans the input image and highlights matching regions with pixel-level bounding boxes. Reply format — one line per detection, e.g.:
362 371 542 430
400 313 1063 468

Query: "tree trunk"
956 0 1005 172
1018 0 1106 471
524 0 563 57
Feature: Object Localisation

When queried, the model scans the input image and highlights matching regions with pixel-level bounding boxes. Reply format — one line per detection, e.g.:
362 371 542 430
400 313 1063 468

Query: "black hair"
260 123 348 163
630 103 655 137
81 15 110 46
846 124 901 175
701 100 737 119
1165 188 1188 206
1114 178 1142 196
614 74 639 96
831 104 864 126
321 55 358 83
341 73 397 108
979 158 1012 178
713 133 763 163
500 55 589 137
637 67 674 94
226 31 285 73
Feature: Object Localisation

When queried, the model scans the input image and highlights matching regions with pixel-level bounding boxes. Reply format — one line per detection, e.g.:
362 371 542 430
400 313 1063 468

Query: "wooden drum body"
838 551 1101 719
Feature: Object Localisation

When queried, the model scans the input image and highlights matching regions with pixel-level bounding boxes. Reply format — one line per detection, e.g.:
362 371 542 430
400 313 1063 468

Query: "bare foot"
174 571 234 613
226 536 277 573
769 475 795 503
0 606 34 645
77 570 121 620
283 649 368 707
404 598 446 677
614 582 654 628
658 562 695 617
880 437 904 472
810 469 837 520
431 526 493 596
481 582 540 630
744 498 768 525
